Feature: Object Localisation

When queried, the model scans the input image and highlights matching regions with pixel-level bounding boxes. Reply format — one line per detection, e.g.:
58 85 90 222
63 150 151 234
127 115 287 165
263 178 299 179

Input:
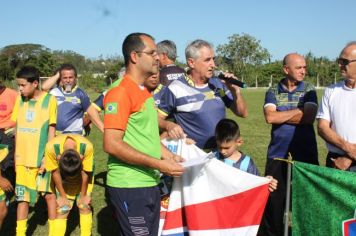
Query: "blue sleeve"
221 83 233 108
209 78 233 108
157 86 176 116
79 89 91 111
264 88 277 106
246 157 260 176
93 92 105 111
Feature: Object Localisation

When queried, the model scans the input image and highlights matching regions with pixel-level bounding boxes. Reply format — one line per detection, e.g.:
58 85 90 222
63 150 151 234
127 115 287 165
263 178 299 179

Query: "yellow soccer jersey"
45 134 94 173
11 92 57 168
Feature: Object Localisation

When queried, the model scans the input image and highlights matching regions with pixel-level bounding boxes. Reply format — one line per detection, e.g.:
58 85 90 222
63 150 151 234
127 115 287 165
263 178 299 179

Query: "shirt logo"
26 110 35 122
105 102 118 114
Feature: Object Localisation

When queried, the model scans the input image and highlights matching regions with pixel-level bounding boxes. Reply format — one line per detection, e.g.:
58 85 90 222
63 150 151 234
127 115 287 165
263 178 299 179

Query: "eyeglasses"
135 50 158 57
337 58 356 66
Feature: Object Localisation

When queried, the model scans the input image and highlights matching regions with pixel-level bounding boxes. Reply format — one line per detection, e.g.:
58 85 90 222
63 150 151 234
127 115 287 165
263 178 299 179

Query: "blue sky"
1 0 356 62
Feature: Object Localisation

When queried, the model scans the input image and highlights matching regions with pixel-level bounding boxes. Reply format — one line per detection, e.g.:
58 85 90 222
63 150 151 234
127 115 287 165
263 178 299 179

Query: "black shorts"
107 185 160 236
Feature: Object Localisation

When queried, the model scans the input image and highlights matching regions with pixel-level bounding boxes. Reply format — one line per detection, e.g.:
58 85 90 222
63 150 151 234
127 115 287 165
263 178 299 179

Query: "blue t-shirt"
213 151 260 176
158 75 233 149
264 79 318 162
50 86 91 134
159 64 185 86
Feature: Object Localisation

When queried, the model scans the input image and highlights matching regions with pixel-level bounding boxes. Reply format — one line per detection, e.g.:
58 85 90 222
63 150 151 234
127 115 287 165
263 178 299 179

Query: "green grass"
0 88 328 235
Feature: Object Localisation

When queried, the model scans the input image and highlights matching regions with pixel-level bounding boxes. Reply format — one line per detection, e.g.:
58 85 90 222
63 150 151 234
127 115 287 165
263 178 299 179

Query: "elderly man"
317 42 356 172
258 53 319 236
158 39 247 149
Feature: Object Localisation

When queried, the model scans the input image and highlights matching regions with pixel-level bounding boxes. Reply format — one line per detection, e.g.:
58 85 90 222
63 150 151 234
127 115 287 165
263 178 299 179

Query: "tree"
304 51 340 87
0 44 57 80
216 33 271 85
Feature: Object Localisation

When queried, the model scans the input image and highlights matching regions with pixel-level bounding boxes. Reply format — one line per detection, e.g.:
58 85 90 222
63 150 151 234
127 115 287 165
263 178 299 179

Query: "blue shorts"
107 185 160 236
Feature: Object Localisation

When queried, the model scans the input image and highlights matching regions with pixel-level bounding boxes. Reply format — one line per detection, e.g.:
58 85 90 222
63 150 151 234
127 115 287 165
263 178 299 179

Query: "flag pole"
284 153 292 236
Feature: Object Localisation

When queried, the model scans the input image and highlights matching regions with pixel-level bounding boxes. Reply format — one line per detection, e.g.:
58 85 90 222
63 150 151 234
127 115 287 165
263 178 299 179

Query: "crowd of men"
0 32 355 236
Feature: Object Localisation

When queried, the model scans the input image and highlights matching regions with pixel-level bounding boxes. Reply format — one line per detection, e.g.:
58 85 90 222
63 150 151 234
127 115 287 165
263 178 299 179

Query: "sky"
2 0 356 62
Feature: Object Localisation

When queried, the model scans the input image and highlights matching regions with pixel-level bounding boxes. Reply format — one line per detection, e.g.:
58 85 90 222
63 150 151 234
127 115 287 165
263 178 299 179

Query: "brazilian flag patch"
105 102 118 114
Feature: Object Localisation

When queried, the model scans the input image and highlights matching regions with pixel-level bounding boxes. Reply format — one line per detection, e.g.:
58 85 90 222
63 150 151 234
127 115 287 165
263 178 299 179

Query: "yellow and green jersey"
45 134 94 195
11 92 57 168
45 134 94 173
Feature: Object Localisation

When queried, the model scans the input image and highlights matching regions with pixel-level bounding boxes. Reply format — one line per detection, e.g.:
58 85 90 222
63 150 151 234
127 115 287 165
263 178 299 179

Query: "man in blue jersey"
42 64 103 135
258 53 319 236
157 40 185 86
157 39 247 149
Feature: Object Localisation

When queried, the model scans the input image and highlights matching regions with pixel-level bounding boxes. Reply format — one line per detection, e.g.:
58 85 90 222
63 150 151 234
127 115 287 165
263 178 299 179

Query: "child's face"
16 78 38 98
217 139 240 158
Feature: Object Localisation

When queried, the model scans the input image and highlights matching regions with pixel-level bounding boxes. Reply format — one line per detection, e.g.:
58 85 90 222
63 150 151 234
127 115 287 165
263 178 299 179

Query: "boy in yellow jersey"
11 66 57 236
45 134 94 236
0 144 12 230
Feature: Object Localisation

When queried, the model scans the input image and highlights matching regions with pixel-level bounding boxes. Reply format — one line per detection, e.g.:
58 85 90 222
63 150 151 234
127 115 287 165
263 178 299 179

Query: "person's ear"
235 138 243 147
33 80 39 88
130 51 139 64
187 58 195 69
80 154 84 161
56 155 61 161
283 65 289 75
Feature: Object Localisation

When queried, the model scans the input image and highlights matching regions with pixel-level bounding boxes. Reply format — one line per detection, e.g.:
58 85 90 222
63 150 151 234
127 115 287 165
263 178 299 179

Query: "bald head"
283 53 304 66
340 41 356 57
282 53 307 82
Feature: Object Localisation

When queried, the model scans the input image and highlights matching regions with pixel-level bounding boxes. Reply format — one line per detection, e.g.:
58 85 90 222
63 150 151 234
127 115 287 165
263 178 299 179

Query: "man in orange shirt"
0 81 17 229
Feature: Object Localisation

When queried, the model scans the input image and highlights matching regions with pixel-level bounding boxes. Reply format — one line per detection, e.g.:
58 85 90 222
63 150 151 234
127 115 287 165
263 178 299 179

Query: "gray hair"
185 39 214 62
157 40 177 61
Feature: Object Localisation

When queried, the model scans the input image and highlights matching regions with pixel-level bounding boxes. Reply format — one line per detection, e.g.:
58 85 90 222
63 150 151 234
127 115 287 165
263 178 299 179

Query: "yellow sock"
54 218 67 236
16 219 27 236
48 219 55 236
80 213 92 236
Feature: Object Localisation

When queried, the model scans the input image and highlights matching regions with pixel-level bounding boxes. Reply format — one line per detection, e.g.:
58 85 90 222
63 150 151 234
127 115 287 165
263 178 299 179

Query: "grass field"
0 88 328 235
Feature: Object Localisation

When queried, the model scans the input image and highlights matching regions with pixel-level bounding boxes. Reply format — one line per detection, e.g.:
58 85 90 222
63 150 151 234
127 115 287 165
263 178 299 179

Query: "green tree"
52 50 87 72
0 44 57 80
304 52 340 87
216 33 271 85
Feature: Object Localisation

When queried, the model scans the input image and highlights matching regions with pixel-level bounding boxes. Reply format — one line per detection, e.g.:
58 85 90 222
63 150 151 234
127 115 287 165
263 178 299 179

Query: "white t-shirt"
317 81 356 154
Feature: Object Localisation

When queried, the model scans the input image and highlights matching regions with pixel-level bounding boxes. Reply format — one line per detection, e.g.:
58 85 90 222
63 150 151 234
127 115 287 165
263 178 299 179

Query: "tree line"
0 34 342 90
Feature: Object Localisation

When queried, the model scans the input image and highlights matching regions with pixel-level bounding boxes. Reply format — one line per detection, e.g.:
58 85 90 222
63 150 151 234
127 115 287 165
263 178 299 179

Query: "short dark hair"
122 32 154 66
215 118 240 143
16 66 40 83
59 63 77 78
157 40 177 61
59 149 82 178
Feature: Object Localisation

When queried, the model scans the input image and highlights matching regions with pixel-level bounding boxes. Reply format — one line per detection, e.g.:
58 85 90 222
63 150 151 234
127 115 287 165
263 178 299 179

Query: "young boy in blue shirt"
213 119 277 192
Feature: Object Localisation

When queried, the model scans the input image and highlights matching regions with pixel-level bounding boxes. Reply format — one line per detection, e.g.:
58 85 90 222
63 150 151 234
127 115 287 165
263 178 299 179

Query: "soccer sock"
48 219 55 236
16 219 27 236
54 218 67 236
80 213 92 236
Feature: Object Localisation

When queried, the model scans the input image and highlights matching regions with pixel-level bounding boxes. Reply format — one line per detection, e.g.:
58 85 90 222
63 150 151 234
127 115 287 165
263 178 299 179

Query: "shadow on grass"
0 197 52 236
96 204 121 236
94 171 121 235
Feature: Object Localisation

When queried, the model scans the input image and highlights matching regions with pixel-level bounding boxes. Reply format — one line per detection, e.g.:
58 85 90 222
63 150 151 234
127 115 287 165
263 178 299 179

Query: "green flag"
292 161 356 236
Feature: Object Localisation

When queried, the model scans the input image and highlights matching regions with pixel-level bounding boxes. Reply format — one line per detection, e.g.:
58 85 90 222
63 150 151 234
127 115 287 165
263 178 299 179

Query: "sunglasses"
337 58 356 66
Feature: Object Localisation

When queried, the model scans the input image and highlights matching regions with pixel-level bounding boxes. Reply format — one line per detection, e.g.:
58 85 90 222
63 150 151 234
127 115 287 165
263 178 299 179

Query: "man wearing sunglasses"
317 42 356 172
